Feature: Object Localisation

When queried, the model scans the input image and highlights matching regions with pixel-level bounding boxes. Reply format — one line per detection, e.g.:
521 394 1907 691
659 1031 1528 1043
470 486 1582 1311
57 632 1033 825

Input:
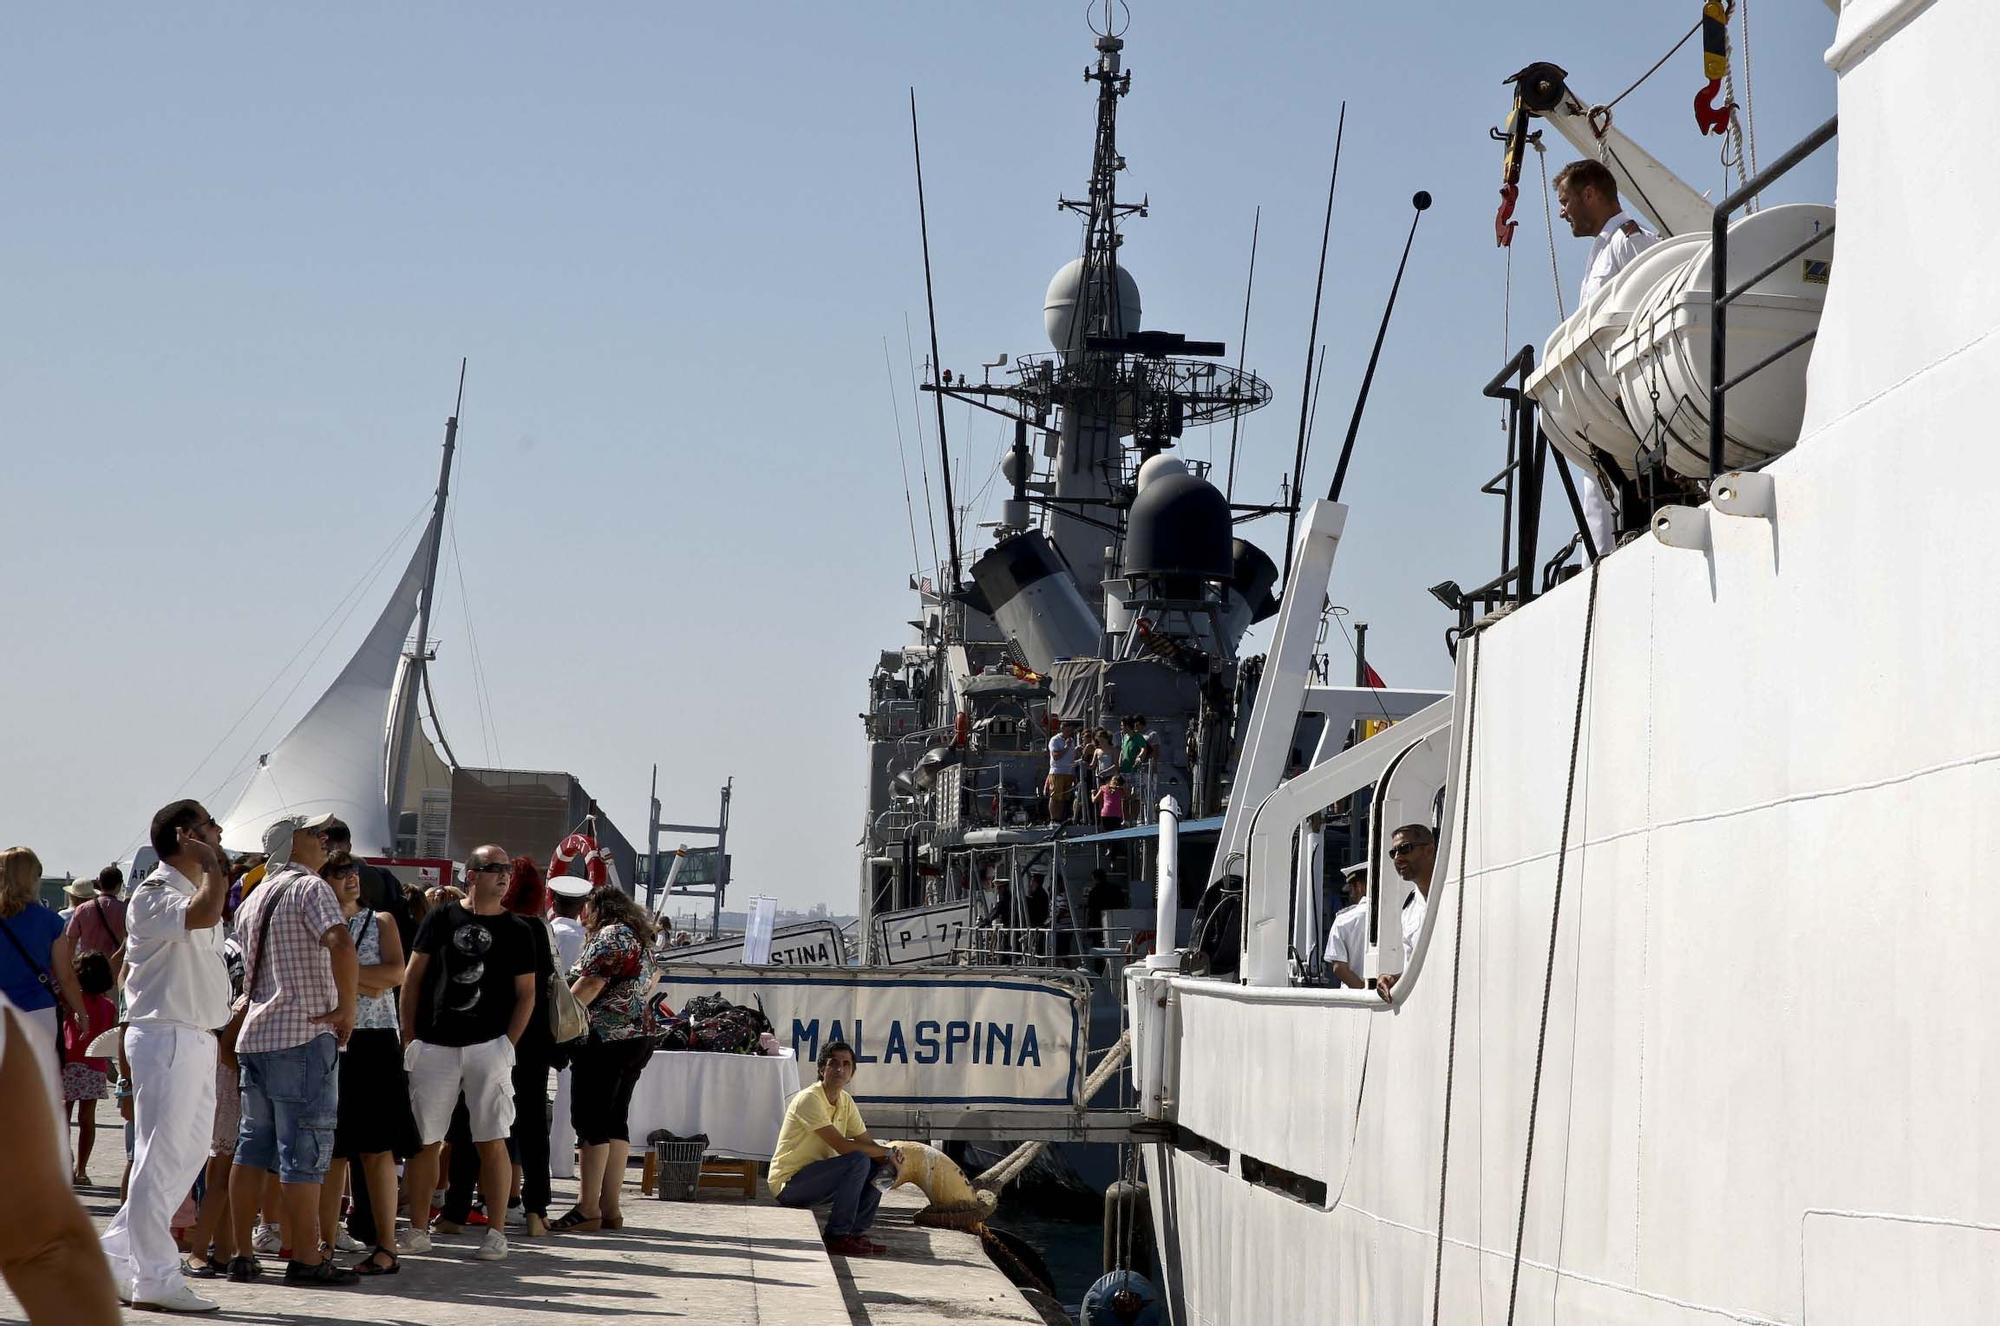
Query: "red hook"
1495 182 1520 248
1694 79 1734 136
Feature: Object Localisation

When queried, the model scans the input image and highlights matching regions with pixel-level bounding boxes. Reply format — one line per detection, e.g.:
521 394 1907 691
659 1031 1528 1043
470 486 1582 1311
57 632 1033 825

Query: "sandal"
548 1207 602 1233
185 1254 228 1278
354 1247 400 1276
601 1211 624 1230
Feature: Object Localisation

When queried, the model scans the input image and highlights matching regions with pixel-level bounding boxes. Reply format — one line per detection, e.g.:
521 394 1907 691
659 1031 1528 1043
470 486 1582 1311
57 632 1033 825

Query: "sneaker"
132 1283 222 1313
333 1231 366 1253
225 1256 261 1283
250 1223 283 1255
284 1257 362 1287
465 1209 490 1228
504 1205 526 1229
401 1228 434 1253
474 1228 508 1262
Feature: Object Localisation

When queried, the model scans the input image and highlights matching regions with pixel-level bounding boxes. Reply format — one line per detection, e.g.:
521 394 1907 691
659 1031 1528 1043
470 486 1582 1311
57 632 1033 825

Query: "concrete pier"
4 1157 1047 1324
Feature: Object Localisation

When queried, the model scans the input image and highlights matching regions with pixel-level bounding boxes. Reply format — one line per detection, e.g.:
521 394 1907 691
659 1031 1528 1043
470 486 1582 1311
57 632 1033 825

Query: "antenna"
1328 192 1432 502
1223 206 1261 502
910 89 963 591
1282 103 1346 584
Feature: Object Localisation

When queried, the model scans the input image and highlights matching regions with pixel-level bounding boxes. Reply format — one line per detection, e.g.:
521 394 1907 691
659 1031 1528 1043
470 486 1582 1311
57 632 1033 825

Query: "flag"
1362 662 1386 689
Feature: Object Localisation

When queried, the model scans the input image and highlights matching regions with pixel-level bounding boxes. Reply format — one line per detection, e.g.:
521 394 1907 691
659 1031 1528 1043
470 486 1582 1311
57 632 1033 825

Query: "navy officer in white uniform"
1554 156 1661 555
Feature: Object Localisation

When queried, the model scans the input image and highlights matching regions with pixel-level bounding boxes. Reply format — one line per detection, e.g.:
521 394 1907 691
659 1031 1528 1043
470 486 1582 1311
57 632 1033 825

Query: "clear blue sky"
2 3 1838 908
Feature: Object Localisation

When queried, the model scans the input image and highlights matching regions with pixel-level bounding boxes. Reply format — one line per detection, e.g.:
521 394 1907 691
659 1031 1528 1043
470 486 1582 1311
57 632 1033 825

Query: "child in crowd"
62 951 118 1186
1096 774 1126 833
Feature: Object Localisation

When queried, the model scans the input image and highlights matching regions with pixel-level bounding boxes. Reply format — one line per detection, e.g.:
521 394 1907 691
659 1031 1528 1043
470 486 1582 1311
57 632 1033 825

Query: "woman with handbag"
0 848 89 1125
550 886 655 1233
320 852 417 1274
501 857 567 1237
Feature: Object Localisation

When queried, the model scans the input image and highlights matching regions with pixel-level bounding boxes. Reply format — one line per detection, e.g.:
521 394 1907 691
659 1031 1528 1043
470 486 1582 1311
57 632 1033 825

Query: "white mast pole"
386 359 465 847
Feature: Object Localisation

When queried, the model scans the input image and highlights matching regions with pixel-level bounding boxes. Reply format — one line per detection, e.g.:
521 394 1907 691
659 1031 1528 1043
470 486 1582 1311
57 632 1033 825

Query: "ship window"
1173 1124 1230 1171
1238 1152 1328 1207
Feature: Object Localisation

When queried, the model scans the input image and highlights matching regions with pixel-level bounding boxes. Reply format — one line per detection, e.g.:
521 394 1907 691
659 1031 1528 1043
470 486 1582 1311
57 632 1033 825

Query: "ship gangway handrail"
1708 114 1838 477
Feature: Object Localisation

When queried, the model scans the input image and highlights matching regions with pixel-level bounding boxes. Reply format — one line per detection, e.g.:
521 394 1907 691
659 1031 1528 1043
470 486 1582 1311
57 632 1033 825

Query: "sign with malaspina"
661 921 846 968
653 965 1089 1107
873 900 974 966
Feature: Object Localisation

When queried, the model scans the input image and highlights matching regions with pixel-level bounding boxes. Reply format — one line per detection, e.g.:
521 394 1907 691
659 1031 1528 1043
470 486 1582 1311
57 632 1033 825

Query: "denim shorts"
235 1035 339 1183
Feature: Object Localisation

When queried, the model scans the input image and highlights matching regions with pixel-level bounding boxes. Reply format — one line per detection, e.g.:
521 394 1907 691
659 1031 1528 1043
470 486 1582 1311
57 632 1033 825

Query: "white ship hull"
1132 4 2000 1321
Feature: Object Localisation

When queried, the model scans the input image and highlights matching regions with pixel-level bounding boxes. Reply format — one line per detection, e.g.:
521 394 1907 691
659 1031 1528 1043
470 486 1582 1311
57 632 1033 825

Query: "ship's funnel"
1220 538 1280 646
970 530 1102 672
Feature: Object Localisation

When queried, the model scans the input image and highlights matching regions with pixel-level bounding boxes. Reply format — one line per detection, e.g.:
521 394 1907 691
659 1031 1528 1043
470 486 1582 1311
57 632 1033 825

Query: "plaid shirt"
234 867 345 1055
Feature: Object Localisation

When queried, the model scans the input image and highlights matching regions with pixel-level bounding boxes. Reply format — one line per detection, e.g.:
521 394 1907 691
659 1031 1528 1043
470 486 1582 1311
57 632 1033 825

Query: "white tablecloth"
551 1048 804 1176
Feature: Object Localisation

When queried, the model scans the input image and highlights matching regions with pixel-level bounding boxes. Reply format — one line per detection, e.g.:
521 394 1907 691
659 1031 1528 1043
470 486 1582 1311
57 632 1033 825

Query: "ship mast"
384 360 464 845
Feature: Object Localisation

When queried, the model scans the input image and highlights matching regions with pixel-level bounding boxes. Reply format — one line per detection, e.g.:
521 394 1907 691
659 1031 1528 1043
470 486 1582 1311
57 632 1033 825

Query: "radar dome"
1122 469 1232 583
1134 454 1187 492
1044 259 1142 354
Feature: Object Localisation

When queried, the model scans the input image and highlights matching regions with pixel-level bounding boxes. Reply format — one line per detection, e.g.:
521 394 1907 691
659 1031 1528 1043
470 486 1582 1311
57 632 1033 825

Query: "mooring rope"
976 1032 1132 1190
1504 560 1602 1325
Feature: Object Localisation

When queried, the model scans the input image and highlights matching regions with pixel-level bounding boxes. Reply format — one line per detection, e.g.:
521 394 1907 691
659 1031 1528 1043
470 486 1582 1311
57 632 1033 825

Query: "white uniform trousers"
101 1023 217 1301
549 1066 577 1179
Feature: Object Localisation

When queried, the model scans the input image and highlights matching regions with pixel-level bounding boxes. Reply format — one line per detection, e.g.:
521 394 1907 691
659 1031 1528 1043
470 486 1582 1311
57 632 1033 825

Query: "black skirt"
334 1027 422 1161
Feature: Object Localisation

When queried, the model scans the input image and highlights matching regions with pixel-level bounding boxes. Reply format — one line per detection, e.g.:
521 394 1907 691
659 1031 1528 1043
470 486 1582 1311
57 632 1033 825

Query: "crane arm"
1506 62 1713 238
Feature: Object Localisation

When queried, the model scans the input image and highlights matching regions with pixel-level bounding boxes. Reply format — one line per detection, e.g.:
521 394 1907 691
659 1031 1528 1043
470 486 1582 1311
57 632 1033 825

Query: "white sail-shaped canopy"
220 518 438 856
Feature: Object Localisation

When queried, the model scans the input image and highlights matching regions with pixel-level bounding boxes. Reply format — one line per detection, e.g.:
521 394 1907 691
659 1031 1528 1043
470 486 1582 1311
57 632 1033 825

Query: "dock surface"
5 1155 1045 1324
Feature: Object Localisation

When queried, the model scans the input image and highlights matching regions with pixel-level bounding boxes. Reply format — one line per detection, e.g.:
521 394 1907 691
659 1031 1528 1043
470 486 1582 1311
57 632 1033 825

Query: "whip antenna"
1328 191 1431 502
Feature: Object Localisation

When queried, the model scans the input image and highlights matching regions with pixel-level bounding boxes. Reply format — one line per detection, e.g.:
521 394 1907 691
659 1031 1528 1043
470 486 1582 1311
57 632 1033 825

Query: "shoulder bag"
541 919 588 1044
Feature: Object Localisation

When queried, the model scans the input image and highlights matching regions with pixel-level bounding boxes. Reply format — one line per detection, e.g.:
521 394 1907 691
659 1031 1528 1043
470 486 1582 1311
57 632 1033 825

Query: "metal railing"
1442 346 1602 639
1708 114 1838 477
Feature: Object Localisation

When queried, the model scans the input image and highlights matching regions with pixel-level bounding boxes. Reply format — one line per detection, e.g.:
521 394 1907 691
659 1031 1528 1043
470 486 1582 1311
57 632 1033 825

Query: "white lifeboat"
1527 203 1835 480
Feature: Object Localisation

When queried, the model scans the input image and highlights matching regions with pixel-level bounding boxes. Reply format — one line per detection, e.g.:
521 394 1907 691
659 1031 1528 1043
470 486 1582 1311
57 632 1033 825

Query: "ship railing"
1436 346 1596 640
1708 114 1838 478
873 807 920 846
954 925 1141 970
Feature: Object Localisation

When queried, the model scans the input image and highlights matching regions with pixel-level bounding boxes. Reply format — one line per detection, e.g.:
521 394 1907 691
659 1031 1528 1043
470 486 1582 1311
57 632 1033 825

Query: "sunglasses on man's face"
1388 842 1425 859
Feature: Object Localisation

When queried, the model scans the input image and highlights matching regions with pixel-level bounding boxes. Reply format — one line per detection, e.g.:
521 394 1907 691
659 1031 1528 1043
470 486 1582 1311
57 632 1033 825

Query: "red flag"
1362 662 1386 689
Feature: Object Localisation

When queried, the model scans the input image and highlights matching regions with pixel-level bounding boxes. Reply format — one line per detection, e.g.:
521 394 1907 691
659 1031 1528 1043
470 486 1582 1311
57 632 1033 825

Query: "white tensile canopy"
219 518 437 857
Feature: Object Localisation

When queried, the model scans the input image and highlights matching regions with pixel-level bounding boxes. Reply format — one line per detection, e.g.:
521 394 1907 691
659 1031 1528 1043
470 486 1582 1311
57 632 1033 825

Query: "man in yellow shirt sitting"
769 1041 899 1257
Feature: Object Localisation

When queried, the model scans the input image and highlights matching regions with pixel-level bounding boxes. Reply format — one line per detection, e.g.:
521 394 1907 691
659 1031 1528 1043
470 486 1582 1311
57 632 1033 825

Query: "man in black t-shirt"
398 844 538 1263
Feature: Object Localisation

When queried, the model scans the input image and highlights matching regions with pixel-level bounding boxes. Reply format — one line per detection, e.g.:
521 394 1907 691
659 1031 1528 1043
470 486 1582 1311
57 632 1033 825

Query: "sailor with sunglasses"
1374 824 1437 1002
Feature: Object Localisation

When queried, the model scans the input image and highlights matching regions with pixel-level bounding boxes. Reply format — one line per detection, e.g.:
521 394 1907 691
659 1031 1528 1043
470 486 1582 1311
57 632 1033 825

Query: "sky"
1 2 1840 910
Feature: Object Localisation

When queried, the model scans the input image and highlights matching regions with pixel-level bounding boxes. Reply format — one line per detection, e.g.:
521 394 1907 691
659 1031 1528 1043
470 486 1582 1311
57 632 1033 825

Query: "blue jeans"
775 1151 892 1238
235 1036 339 1184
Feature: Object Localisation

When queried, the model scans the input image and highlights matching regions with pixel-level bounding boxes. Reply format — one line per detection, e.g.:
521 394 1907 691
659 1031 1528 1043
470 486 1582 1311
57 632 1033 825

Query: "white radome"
1043 257 1142 353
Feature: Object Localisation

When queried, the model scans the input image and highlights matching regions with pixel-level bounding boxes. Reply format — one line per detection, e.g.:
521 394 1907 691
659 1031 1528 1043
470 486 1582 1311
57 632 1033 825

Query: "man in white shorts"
398 844 535 1262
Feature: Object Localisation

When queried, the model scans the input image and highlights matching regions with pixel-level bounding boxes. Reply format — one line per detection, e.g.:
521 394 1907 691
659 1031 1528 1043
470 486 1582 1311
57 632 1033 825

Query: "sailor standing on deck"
1555 157 1660 555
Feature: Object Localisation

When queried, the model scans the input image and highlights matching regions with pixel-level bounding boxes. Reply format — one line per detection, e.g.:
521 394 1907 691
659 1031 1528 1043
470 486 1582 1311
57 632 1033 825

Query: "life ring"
548 831 609 889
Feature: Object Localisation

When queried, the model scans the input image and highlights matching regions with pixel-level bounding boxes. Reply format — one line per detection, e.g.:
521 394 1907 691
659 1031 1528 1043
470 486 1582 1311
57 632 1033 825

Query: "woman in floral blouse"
550 887 656 1233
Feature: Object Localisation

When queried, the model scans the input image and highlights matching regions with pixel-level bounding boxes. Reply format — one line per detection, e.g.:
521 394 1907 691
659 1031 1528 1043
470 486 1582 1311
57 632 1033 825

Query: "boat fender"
1081 1270 1163 1326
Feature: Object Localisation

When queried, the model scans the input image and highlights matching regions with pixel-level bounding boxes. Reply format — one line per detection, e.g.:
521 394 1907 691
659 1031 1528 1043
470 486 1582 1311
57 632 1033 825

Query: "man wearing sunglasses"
1375 824 1437 1002
400 846 536 1263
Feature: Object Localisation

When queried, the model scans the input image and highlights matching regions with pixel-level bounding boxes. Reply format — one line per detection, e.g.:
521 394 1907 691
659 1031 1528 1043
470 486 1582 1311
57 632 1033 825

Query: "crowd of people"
0 799 685 1313
1044 715 1157 827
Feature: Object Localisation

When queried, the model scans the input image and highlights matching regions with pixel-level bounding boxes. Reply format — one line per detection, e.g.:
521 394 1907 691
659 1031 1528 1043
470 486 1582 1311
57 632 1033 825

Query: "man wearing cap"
225 813 359 1288
65 864 129 977
548 877 590 975
1324 862 1370 989
99 800 233 1313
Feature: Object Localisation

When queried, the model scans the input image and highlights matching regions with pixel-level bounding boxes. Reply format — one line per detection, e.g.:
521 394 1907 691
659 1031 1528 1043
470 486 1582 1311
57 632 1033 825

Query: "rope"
1740 0 1759 178
975 1032 1131 1189
1504 559 1601 1326
1598 19 1702 114
1537 142 1566 320
1428 631 1482 1325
